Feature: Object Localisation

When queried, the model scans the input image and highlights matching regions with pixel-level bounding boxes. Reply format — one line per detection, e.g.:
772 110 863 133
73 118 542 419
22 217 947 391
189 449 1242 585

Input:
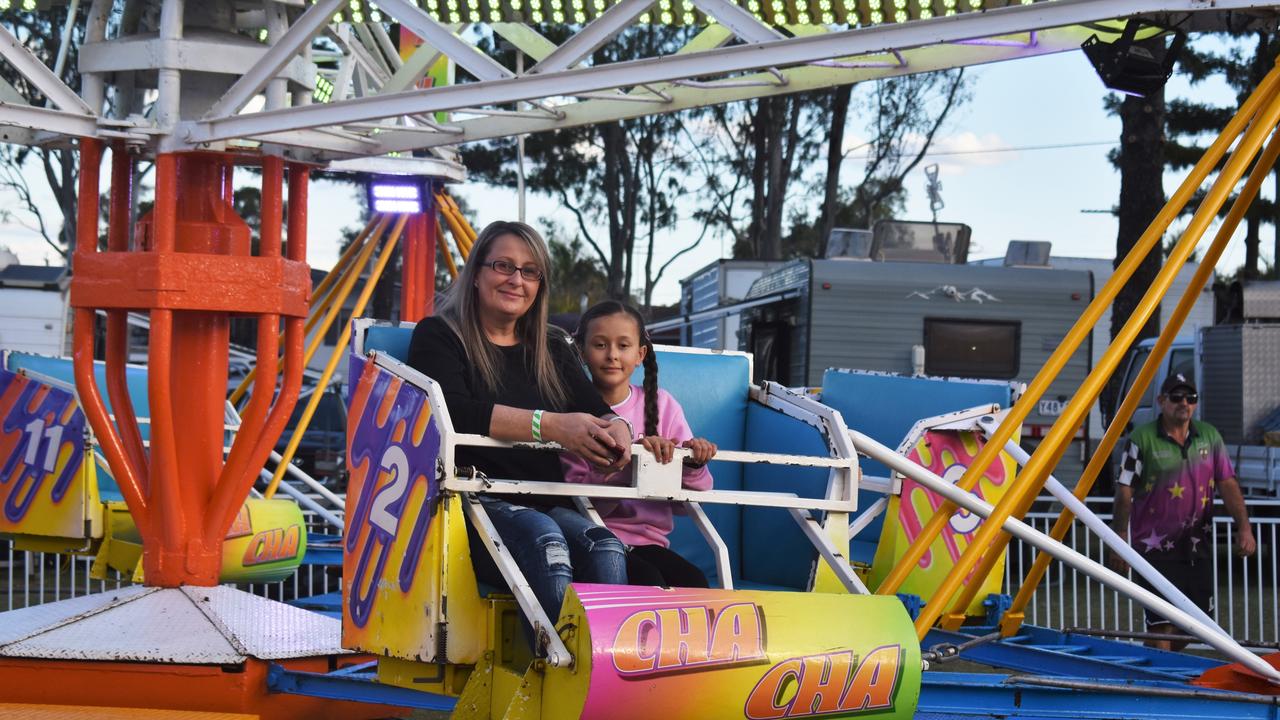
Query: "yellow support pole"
438 195 473 256
265 214 410 499
229 214 383 406
442 191 477 242
437 216 459 278
911 67 1280 639
997 123 1280 636
311 215 381 316
874 62 1280 602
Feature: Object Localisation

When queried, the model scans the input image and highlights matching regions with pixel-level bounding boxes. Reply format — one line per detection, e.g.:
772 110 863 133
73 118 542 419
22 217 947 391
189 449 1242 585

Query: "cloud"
926 132 1016 174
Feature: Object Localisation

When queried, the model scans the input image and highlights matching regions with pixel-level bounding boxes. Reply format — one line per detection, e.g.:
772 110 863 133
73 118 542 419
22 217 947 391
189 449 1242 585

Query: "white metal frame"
0 1 1268 161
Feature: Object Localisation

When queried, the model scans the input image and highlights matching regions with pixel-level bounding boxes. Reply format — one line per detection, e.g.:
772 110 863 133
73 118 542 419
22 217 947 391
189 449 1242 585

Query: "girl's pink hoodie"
561 384 712 547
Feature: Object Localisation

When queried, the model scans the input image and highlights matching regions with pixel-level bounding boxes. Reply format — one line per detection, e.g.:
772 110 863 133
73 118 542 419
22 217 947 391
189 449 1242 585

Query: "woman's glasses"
485 259 543 282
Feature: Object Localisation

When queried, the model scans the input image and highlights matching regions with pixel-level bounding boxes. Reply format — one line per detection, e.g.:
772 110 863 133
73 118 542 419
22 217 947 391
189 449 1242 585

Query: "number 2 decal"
21 417 64 473
368 445 410 536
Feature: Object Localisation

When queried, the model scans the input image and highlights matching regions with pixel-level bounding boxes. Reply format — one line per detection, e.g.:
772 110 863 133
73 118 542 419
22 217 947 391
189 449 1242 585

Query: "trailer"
740 257 1095 483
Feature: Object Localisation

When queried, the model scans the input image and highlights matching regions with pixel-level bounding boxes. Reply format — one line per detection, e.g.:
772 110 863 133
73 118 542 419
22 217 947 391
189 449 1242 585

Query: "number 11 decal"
21 417 64 473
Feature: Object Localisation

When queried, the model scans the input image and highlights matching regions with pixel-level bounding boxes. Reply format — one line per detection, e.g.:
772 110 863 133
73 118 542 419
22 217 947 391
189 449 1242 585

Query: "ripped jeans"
470 497 627 629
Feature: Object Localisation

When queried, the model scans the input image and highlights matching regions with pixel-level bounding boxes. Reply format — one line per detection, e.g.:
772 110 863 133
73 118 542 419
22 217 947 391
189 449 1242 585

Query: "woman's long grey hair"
435 220 570 409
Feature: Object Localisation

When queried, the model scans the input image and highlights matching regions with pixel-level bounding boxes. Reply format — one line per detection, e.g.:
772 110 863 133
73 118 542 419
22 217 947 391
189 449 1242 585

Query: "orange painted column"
70 149 310 587
421 188 436 317
400 212 419 322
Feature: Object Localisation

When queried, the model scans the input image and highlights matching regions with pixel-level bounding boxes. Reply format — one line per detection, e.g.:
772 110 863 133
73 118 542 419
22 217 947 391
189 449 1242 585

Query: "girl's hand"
545 412 628 470
682 437 717 467
641 435 676 464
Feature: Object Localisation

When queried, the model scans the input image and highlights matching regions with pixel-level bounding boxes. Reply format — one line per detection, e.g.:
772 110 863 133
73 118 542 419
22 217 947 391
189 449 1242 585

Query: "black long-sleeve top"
406 316 611 505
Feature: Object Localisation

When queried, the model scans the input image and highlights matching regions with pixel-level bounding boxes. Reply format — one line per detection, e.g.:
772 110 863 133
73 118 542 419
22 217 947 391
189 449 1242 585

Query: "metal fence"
1007 497 1280 647
1 509 341 612
5 497 1278 650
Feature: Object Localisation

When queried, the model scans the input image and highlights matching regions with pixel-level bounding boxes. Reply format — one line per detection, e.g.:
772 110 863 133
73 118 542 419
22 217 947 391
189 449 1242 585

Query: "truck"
1114 281 1280 496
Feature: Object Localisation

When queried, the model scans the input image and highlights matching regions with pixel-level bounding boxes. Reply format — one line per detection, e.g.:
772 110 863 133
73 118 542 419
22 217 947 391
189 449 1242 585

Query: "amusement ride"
2 0 1280 718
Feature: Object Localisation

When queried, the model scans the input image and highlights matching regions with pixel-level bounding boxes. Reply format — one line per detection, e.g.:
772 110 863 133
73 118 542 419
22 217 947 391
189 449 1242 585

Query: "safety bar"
461 493 574 668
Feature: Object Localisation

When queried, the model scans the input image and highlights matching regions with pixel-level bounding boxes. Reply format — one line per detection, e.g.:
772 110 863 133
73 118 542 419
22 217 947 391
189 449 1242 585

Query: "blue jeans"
470 497 627 625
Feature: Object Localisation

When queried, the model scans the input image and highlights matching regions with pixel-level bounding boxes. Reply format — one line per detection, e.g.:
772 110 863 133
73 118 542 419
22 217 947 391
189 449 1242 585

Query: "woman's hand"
682 437 717 467
544 412 630 471
641 435 676 463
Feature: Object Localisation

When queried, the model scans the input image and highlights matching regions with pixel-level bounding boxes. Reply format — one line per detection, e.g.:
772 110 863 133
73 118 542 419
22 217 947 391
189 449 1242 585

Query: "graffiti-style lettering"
898 432 1009 571
0 369 85 525
612 602 765 675
242 524 301 566
744 645 903 719
345 361 441 627
226 504 252 539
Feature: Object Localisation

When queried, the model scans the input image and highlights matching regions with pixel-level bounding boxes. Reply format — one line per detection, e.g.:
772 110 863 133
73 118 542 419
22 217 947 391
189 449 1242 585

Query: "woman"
407 220 631 641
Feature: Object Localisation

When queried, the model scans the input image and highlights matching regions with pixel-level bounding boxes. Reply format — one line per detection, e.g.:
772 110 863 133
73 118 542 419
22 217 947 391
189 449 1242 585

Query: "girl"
564 300 717 588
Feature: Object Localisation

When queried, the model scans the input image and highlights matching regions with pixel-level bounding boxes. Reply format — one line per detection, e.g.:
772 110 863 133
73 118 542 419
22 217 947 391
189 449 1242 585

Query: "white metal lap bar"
460 493 575 668
683 501 735 590
974 414 1229 642
848 428 1280 683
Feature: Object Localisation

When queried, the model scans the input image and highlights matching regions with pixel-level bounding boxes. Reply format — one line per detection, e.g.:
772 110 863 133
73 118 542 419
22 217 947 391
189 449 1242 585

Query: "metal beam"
491 22 560 62
922 628 1209 682
0 22 91 114
689 0 785 44
374 0 514 82
366 25 1091 151
204 0 346 119
187 0 1254 144
0 101 98 137
528 0 656 74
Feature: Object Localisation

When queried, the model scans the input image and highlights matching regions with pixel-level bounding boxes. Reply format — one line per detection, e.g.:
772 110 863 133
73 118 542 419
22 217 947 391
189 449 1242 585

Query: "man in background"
1109 373 1255 650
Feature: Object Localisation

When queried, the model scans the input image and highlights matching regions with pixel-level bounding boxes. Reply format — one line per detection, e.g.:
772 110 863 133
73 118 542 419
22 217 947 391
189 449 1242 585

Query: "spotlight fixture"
1082 18 1186 97
368 178 424 214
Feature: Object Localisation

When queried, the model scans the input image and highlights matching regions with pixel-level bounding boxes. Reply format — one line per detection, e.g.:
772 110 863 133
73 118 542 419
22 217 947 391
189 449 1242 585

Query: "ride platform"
0 584 410 719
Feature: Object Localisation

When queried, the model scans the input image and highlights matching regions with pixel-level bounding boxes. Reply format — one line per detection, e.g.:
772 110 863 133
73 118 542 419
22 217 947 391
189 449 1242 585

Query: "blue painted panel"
739 403 829 589
633 350 750 586
821 370 1013 554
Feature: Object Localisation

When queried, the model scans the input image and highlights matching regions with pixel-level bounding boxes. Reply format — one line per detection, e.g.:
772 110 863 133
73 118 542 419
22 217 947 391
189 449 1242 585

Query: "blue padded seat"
364 324 415 363
633 350 750 587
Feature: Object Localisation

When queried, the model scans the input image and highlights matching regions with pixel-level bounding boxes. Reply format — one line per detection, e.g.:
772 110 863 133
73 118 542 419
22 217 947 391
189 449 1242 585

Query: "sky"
0 40 1253 307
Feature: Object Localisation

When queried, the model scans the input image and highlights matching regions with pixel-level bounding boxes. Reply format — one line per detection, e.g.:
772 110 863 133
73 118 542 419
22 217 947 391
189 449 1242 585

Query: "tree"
542 220 609 314
1101 90 1166 425
463 25 711 309
0 9 87 260
1164 32 1280 280
761 69 970 259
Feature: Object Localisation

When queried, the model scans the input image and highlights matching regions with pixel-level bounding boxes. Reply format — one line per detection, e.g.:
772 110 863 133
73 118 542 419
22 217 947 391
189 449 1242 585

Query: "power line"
842 139 1119 161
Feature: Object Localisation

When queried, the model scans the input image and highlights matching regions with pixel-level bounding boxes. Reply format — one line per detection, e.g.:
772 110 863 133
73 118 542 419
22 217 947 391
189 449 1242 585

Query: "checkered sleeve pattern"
1117 440 1142 487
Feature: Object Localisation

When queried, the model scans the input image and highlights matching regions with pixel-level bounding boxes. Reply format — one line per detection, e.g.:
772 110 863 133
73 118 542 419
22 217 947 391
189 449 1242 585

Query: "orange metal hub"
70 143 310 587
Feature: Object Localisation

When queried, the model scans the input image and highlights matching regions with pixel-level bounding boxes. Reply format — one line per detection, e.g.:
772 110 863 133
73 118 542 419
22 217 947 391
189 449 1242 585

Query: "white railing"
1006 496 1280 647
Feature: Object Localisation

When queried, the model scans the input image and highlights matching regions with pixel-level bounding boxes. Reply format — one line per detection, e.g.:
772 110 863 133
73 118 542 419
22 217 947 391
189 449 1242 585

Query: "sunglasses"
1167 392 1199 404
485 258 544 282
